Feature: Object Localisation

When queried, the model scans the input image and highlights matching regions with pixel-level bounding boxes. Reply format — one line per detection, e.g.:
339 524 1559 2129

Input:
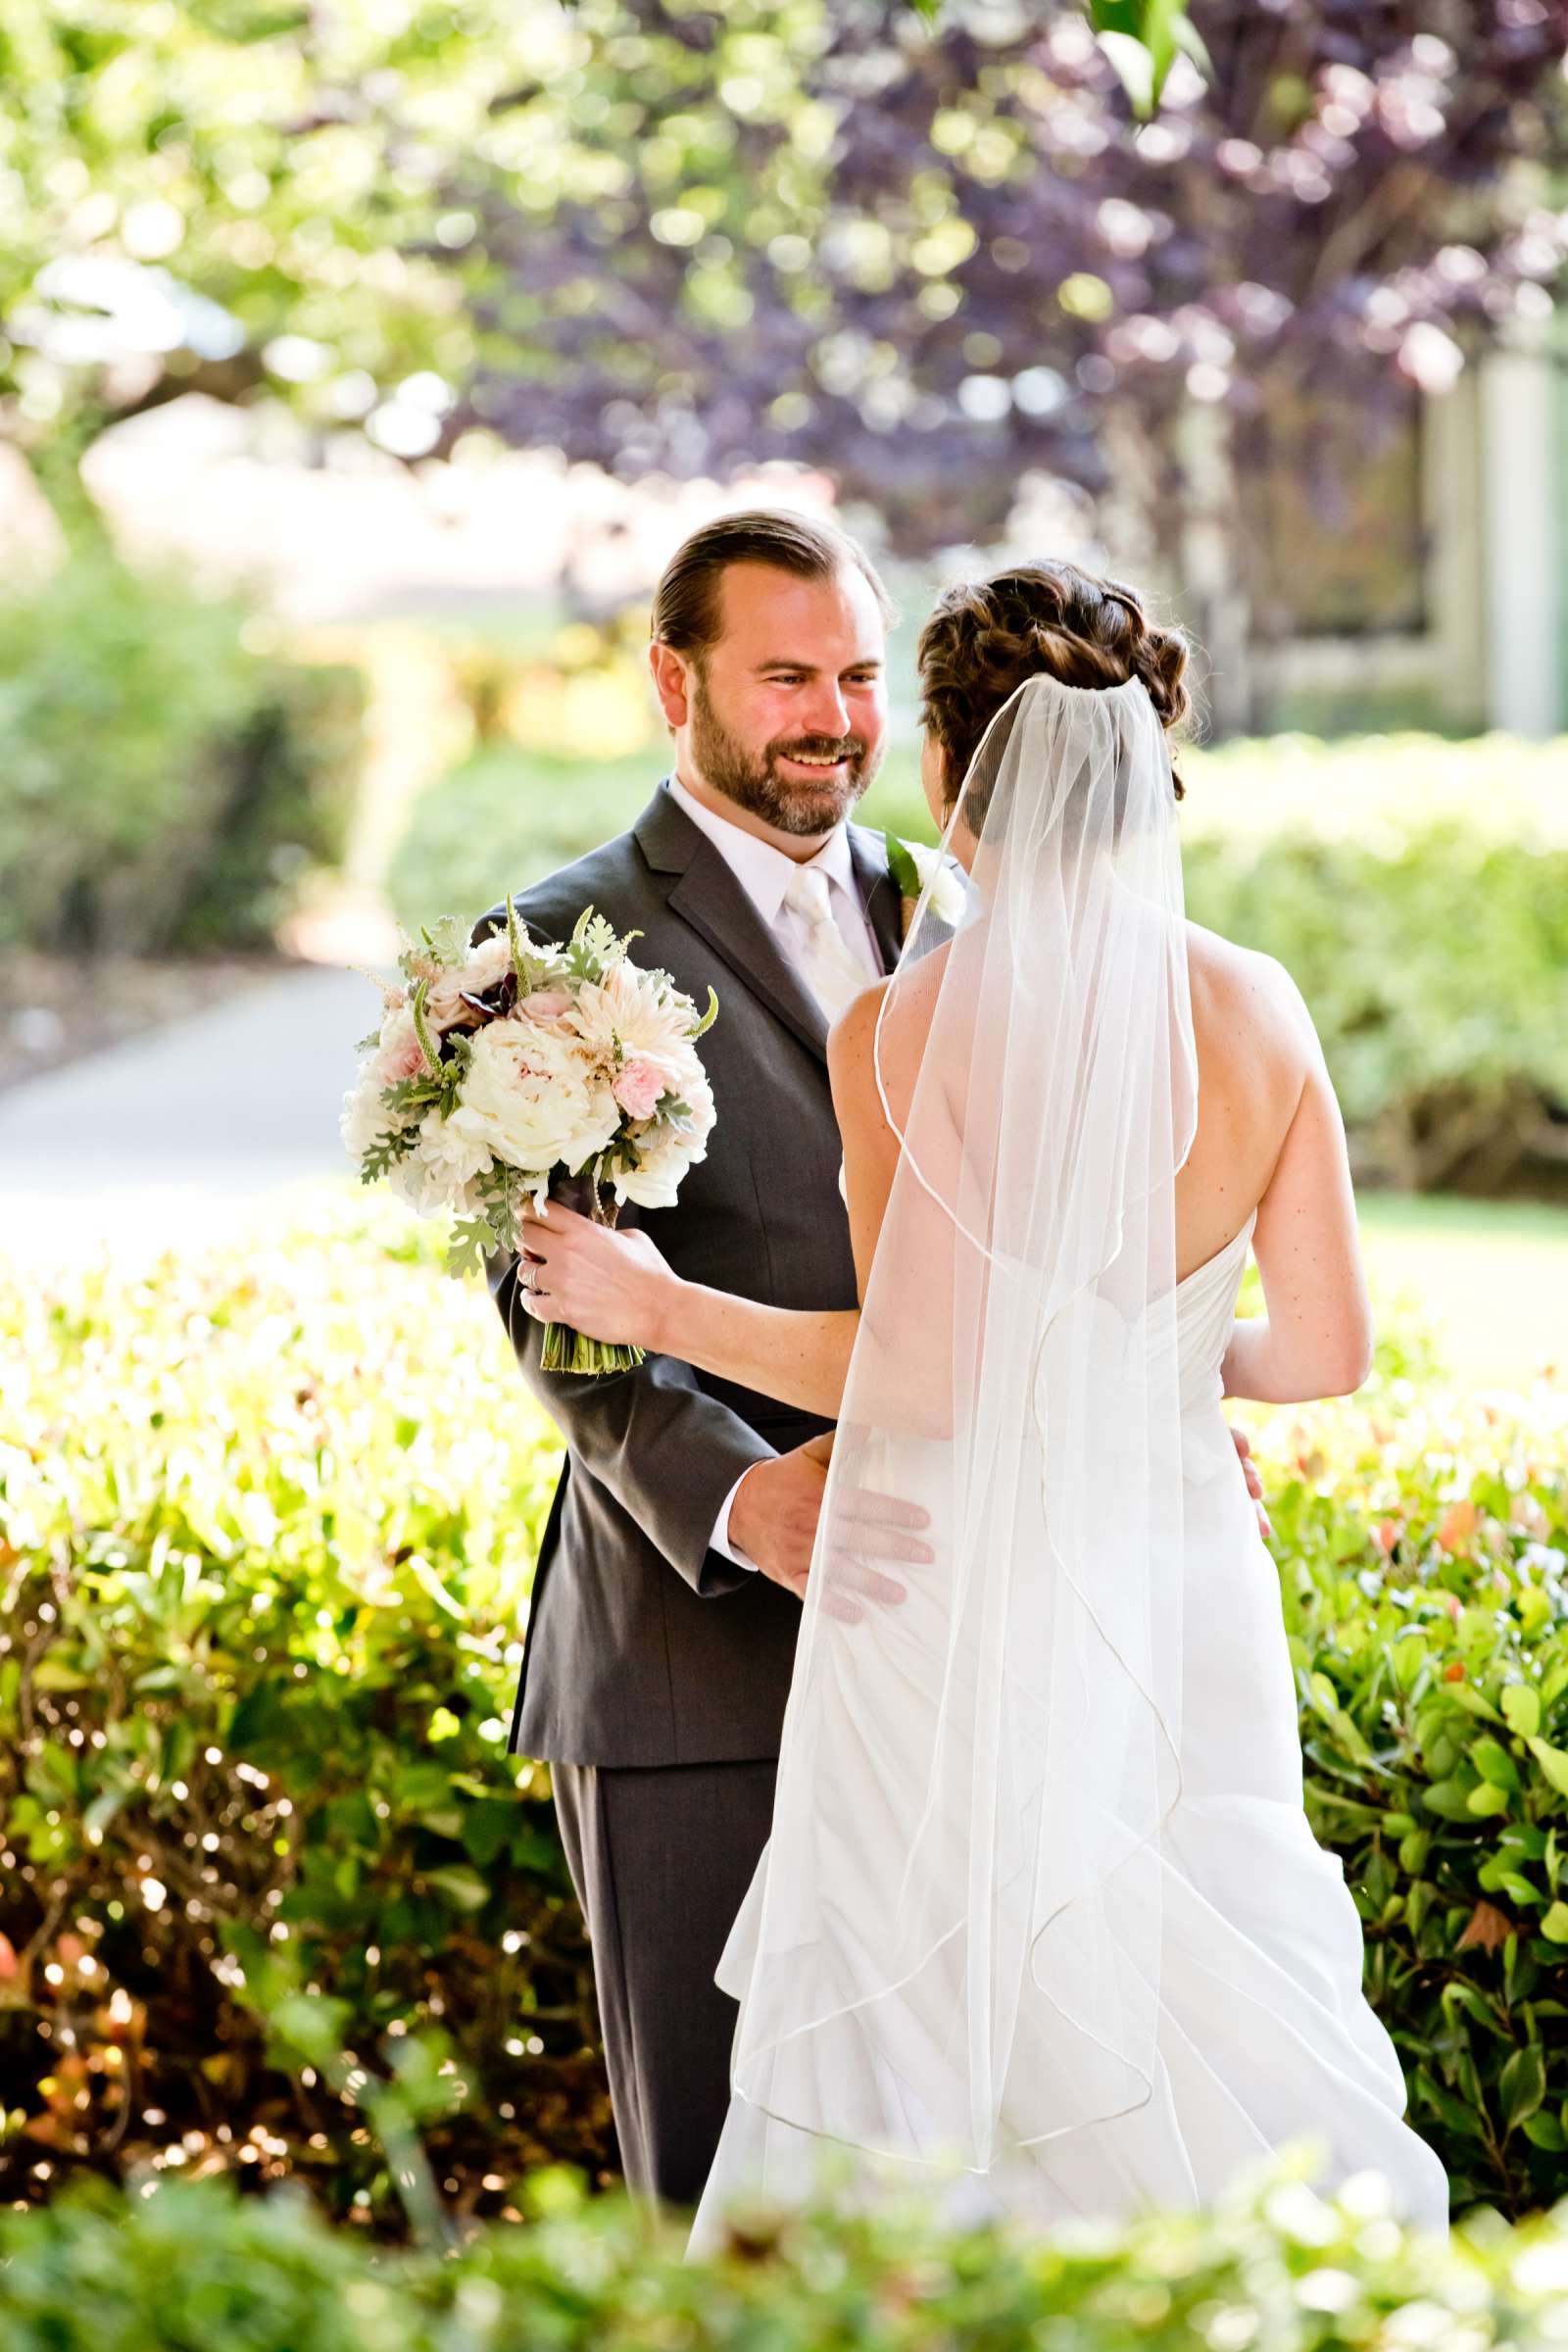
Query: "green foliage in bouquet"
0 1198 611 2223
0 550 363 956
1258 1371 1568 2218
0 2148 1555 2352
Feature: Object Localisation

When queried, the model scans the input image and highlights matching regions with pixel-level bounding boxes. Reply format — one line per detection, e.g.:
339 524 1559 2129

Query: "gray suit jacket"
473 779 906 1768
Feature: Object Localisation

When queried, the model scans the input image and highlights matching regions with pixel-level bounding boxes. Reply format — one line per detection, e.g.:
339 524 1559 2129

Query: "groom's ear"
649 640 693 731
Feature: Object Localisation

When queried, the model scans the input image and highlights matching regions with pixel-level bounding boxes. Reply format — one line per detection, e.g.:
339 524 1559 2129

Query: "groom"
473 509 926 2206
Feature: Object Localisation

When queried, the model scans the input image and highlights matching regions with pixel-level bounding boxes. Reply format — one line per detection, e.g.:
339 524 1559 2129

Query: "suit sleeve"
472 891 778 1597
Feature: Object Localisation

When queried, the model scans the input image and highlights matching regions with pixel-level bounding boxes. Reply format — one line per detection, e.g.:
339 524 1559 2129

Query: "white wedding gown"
689 1203 1450 2251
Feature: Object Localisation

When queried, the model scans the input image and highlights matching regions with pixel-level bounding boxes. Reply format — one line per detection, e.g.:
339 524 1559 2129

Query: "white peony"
446 1014 621 1178
612 1062 715 1206
668 1056 716 1147
386 1106 493 1215
612 1128 699 1210
341 1069 392 1160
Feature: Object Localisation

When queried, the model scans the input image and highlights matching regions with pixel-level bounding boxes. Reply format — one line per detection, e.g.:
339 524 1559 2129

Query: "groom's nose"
800 677 852 739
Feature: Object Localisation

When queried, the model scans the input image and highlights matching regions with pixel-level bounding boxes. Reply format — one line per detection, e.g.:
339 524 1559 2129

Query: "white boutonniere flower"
884 831 967 939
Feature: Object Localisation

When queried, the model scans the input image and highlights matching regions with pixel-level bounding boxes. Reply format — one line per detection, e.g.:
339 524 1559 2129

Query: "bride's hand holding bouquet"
513 1200 681 1351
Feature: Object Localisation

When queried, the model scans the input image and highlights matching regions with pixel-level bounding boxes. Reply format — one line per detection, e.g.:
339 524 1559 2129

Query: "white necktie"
781 863 872 1019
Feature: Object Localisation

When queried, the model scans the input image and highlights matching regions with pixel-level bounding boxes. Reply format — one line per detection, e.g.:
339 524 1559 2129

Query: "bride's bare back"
832 919 1372 1409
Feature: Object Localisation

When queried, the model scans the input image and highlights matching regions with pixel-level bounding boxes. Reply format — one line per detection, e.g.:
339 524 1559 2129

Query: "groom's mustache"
770 736 868 765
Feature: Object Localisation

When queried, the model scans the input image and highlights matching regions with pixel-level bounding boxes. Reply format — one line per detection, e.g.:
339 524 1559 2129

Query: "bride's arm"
649 1281 858 1417
1222 973 1374 1405
514 1204 858 1418
668 971 917 1413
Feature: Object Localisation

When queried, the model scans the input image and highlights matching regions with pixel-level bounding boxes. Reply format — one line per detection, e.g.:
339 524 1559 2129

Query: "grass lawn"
1356 1192 1568 1389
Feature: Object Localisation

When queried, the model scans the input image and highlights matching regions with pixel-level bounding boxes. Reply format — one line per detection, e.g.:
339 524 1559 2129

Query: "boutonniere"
884 831 967 941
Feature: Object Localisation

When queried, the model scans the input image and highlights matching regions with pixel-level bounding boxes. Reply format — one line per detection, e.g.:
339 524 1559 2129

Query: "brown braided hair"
917 560 1192 812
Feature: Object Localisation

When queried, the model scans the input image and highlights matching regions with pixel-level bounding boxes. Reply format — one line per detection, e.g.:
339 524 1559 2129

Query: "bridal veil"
729 668 1198 2177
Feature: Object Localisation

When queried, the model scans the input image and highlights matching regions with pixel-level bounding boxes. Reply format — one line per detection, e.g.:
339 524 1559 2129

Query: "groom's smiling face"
657 559 889 841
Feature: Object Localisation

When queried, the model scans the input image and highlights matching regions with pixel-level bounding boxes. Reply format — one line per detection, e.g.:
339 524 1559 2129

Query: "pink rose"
373 1008 426 1084
519 989 574 1021
612 1057 665 1121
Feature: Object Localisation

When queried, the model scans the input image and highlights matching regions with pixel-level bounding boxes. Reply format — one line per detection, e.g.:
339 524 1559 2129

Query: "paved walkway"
0 964 377 1257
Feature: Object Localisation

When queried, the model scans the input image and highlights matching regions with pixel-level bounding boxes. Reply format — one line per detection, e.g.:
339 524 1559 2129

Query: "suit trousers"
551 1755 778 2209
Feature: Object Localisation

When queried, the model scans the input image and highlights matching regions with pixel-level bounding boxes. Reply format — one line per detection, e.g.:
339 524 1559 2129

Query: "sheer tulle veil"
728 667 1198 2177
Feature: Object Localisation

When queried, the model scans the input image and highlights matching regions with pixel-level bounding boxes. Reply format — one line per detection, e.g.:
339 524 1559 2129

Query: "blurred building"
1161 323 1566 739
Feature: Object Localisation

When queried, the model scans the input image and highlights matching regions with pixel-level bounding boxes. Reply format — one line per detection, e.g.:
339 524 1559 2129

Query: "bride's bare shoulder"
1184 920 1318 1071
824 973 894 1096
825 939 954 1152
827 936 952 1070
1189 921 1316 1015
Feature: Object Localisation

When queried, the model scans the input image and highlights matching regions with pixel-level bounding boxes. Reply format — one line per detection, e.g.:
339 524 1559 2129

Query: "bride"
515 561 1450 2243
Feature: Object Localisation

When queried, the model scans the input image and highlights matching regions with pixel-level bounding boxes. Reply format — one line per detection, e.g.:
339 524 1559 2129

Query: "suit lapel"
633 783 832 1063
848 823 906 975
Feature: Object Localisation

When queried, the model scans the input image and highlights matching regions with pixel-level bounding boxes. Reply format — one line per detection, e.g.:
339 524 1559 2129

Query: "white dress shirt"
664 771 881 975
662 772 881 1571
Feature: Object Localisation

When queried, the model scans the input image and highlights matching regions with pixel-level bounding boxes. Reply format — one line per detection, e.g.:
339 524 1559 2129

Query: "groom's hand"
1229 1422 1271 1542
729 1445 931 1621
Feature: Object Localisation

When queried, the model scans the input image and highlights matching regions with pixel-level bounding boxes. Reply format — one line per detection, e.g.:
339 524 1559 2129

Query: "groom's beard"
688 672 881 837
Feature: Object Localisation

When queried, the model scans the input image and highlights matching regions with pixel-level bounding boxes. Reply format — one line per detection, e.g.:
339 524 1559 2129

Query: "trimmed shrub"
0 1195 611 2224
0 2157 1546 2351
385 747 657 933
0 552 364 956
1264 1373 1568 2218
1184 832 1568 1196
6 1192 1568 2222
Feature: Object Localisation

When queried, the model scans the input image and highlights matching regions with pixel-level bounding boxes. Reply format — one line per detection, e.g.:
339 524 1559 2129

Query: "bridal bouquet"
343 900 718 1374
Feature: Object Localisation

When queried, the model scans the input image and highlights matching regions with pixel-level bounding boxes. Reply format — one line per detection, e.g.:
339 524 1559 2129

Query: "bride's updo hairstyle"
917 560 1192 826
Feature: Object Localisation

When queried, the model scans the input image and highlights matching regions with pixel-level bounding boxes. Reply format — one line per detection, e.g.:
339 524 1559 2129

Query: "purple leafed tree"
447 0 1566 586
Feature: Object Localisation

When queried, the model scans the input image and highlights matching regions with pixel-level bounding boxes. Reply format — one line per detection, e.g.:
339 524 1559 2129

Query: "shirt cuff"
710 1465 760 1570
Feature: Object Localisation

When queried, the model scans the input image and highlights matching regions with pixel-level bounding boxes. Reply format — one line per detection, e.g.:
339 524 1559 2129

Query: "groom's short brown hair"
651 509 895 660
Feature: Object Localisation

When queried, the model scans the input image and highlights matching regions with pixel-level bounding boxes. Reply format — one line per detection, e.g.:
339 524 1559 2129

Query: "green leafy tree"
0 1 516 540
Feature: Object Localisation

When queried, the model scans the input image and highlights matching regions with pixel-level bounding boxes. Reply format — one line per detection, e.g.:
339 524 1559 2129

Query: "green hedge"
387 736 1568 1198
0 552 365 956
385 747 658 931
1184 832 1568 1195
1266 1370 1568 2219
6 1196 1568 2222
0 1196 610 2225
0 2159 1544 2352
